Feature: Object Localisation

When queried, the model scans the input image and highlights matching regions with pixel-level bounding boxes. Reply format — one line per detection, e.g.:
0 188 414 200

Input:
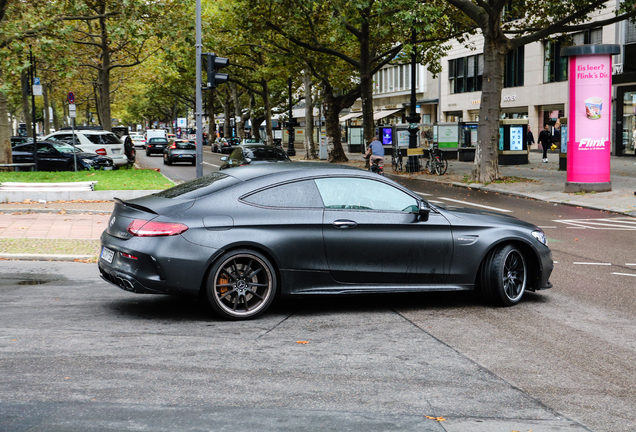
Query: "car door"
37 143 66 171
315 177 453 285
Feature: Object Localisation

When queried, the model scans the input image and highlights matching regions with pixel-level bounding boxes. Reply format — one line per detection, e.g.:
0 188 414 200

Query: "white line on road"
567 227 588 229
203 162 220 168
573 262 612 265
538 226 558 229
414 192 433 196
626 263 636 266
437 197 513 213
428 200 445 204
611 273 636 277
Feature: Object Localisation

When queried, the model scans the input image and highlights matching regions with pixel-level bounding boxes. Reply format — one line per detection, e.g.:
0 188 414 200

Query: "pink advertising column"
561 45 620 193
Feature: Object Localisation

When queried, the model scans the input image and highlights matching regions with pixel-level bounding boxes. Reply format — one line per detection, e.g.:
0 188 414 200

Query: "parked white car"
130 134 146 149
44 127 128 167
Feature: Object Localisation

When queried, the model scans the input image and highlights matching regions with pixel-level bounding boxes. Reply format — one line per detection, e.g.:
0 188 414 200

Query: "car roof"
221 162 365 182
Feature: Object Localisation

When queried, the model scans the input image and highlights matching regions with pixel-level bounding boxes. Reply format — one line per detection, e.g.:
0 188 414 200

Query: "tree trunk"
21 70 33 137
359 19 375 148
222 92 231 138
42 81 51 135
0 66 11 166
474 32 506 183
98 12 112 131
51 87 61 131
303 68 317 159
230 82 245 139
262 80 273 145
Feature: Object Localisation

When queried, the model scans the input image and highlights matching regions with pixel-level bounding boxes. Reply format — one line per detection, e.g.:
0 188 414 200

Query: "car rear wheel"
206 250 277 320
481 244 526 306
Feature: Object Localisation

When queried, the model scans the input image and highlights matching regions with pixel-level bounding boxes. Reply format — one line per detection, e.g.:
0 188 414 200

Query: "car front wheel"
206 250 277 320
481 244 527 306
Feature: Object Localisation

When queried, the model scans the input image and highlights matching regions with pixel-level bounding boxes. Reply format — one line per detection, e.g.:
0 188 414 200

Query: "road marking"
428 200 445 204
573 262 612 265
414 192 433 196
203 161 220 168
538 226 558 229
555 218 636 230
626 263 636 266
437 197 513 213
611 273 636 277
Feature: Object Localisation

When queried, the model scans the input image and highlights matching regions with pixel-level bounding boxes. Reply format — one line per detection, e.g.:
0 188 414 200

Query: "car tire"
206 249 277 320
146 151 150 157
480 244 527 306
163 154 171 165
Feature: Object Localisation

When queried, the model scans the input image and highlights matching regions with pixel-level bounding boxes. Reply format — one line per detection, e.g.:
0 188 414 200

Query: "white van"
145 129 167 141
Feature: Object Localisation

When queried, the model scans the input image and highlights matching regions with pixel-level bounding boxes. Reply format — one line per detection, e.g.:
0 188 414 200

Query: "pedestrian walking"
526 126 535 161
538 124 552 163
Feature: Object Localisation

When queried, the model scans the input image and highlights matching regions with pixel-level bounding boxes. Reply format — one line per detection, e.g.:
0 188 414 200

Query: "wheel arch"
474 238 541 294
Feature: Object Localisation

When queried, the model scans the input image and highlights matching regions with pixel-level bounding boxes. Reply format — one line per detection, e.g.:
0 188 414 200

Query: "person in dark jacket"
538 124 552 163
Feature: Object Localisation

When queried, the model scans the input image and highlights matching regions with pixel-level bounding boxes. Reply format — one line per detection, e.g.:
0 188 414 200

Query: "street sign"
34 78 40 85
32 84 43 96
69 104 76 118
68 92 75 104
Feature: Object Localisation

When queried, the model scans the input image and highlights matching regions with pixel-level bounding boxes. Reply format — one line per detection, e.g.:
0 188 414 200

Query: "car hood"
433 203 537 229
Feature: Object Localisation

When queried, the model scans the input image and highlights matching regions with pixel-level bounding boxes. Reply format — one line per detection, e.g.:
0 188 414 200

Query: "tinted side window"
242 180 324 208
49 134 73 142
314 178 418 212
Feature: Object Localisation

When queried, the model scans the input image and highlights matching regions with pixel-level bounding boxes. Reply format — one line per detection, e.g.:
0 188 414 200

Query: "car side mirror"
220 156 228 161
418 201 431 222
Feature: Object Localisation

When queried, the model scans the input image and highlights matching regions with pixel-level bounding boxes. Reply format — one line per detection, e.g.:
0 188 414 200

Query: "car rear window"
149 138 169 143
244 147 290 161
174 142 195 149
154 172 241 199
85 133 122 145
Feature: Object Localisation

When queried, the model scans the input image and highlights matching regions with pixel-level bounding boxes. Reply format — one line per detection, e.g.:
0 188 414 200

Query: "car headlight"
81 158 95 165
532 230 548 246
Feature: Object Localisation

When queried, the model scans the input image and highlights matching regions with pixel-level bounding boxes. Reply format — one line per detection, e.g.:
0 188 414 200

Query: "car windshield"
132 136 143 140
149 138 168 143
52 142 82 154
244 147 290 161
85 133 122 145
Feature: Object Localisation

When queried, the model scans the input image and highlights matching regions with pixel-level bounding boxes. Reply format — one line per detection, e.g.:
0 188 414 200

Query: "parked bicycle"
425 144 448 175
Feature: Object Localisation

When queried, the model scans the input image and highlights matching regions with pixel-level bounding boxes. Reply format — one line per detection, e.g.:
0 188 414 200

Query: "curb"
0 253 96 262
0 208 112 215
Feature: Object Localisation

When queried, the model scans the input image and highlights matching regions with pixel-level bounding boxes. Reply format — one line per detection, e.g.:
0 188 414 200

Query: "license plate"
104 166 113 170
112 149 121 154
100 246 115 263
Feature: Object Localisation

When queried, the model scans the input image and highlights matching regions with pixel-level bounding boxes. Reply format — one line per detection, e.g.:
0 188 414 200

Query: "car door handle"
333 220 357 228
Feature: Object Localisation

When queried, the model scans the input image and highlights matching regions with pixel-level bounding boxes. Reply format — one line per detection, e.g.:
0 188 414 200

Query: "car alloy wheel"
481 244 527 306
206 250 277 320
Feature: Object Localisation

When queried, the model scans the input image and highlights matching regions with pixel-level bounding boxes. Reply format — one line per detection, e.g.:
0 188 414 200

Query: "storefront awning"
373 109 402 120
339 112 363 122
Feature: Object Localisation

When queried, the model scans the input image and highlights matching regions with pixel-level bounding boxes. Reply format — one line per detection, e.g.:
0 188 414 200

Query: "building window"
544 39 568 83
573 28 602 45
449 54 483 94
504 45 524 88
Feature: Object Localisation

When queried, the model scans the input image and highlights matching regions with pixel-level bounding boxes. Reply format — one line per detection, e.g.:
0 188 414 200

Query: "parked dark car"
163 140 196 165
145 137 170 156
219 144 291 170
214 137 239 154
98 163 553 320
12 141 114 171
11 136 33 147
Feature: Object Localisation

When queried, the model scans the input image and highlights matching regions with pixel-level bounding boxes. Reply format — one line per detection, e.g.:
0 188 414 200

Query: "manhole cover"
17 280 48 285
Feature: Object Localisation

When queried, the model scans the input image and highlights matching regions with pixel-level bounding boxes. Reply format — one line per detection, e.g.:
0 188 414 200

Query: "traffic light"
204 53 229 89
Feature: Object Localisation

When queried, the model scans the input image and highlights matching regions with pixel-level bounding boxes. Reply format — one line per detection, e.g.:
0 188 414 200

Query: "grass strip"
0 238 101 257
0 168 175 191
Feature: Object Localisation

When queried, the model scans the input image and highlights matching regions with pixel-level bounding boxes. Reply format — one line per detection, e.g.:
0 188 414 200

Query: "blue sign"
381 127 393 145
67 92 75 104
33 77 40 85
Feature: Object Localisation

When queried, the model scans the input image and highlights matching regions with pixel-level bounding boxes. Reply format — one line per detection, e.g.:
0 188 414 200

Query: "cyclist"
365 136 384 171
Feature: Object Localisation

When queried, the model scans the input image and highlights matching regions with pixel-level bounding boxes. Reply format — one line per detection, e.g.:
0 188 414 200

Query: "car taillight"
127 219 189 237
170 143 176 149
96 148 107 155
121 252 138 260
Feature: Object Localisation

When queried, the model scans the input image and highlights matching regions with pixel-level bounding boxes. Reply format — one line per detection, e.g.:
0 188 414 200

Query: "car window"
48 134 73 142
15 144 34 152
155 172 241 199
85 133 121 145
242 180 323 208
314 178 418 212
244 147 289 161
149 138 168 143
37 143 55 154
53 142 81 153
175 141 195 149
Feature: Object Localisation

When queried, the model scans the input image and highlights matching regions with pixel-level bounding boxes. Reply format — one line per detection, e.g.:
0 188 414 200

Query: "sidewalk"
1 150 634 261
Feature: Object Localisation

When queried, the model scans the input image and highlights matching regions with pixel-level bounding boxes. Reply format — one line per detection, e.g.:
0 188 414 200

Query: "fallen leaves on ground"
425 415 445 422
296 340 309 344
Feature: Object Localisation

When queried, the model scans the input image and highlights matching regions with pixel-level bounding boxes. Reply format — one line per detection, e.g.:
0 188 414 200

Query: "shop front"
614 85 636 156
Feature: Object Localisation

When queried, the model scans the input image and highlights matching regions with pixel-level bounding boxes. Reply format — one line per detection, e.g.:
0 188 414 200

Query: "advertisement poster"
381 127 393 145
510 126 524 151
438 125 458 148
397 130 410 148
568 54 612 183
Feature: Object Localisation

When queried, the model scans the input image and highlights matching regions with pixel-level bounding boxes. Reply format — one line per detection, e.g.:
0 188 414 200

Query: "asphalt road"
2 152 634 431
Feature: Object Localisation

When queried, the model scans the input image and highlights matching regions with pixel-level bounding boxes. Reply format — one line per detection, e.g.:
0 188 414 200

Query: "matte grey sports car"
98 163 553 320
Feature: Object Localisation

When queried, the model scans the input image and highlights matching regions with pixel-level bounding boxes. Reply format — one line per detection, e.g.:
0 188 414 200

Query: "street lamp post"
406 29 420 172
286 78 296 156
